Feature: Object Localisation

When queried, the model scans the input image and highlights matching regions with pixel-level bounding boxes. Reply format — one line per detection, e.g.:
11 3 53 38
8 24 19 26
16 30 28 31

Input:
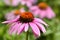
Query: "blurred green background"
0 0 60 40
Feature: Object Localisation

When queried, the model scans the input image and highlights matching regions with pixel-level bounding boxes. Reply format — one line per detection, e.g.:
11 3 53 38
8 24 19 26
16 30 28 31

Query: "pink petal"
20 1 26 5
46 7 55 19
5 11 16 20
29 6 40 16
24 23 29 32
29 22 40 36
12 0 20 6
9 22 17 32
39 10 46 18
34 18 48 27
12 23 22 34
29 6 38 11
33 10 40 16
9 22 19 34
9 22 17 29
33 30 40 38
34 22 46 33
26 2 32 8
17 23 25 35
2 15 20 23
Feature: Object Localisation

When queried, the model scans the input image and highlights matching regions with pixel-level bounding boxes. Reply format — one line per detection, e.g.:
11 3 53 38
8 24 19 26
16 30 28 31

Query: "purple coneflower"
5 8 25 20
2 11 48 37
29 2 55 19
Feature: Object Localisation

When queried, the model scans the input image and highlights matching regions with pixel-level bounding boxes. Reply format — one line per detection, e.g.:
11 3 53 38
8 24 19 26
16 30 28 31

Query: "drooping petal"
24 23 29 32
46 7 55 19
29 22 40 36
9 22 17 27
34 18 48 27
39 10 46 18
2 15 20 23
17 23 25 35
9 22 17 32
34 22 46 33
9 22 19 34
33 10 40 16
33 30 40 38
12 23 22 34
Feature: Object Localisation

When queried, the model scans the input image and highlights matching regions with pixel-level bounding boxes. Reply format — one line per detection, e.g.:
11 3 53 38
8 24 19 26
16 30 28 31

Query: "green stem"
26 31 29 40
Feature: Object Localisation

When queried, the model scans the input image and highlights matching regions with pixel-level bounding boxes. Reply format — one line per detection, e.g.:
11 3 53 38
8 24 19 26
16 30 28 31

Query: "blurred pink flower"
29 2 55 19
4 0 20 6
2 12 48 37
20 0 37 7
5 8 25 20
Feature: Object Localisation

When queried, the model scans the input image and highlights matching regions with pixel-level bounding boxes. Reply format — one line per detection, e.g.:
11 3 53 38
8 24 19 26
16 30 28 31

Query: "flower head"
20 12 34 23
4 0 20 6
2 10 48 37
29 2 55 19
